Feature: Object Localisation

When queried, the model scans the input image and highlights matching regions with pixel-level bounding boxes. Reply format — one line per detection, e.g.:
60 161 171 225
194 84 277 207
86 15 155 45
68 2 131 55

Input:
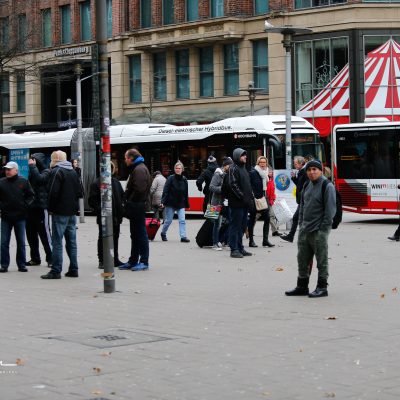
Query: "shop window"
129 55 142 103
153 52 167 101
107 0 112 38
163 0 174 25
80 0 92 41
254 0 269 14
141 0 152 28
42 9 52 48
199 47 214 97
176 49 190 99
224 43 239 96
253 40 268 93
187 0 199 21
295 0 346 9
1 73 10 113
211 0 224 17
61 5 71 44
16 72 25 113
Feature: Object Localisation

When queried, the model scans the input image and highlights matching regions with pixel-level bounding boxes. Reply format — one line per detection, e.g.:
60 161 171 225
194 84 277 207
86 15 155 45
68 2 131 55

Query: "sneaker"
119 262 134 270
41 272 61 279
65 270 79 278
161 233 168 241
212 244 222 251
18 267 28 272
230 250 244 258
131 263 149 271
0 267 8 273
181 237 190 243
26 260 40 266
281 234 294 243
241 250 252 256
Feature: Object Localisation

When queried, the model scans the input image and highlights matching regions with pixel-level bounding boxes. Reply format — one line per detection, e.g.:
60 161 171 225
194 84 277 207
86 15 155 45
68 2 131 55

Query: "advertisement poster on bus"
10 149 30 179
273 170 297 213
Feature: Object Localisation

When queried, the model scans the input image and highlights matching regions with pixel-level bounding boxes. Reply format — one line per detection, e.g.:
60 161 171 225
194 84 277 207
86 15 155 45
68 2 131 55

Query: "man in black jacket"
41 151 83 280
224 148 253 258
196 155 218 213
0 161 35 272
26 153 52 267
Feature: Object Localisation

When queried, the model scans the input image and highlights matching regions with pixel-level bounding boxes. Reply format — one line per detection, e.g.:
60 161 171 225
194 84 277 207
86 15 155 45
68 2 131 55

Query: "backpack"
303 179 342 229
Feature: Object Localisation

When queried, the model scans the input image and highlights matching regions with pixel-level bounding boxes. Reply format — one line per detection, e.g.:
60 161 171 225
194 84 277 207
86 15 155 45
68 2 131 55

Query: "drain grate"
43 329 171 349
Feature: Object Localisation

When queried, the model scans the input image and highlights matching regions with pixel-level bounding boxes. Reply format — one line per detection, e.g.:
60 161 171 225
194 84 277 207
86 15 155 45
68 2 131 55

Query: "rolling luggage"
146 218 161 241
195 219 214 248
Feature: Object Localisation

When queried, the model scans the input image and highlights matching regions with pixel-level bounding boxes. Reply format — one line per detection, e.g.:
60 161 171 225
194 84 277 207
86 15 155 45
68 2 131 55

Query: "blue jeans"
1 219 26 269
128 202 149 266
51 215 78 274
229 207 248 252
161 207 187 238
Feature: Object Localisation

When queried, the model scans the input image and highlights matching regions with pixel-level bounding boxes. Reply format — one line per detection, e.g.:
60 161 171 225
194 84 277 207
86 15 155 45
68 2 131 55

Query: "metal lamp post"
239 81 265 116
264 23 312 170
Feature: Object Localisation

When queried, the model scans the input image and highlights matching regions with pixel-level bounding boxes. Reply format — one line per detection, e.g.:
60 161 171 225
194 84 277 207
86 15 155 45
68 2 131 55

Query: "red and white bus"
332 120 400 215
0 115 323 212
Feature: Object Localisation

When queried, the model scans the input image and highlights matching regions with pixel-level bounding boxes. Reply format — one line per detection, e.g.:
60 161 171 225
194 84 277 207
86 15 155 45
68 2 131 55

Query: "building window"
187 0 199 21
153 52 167 101
129 55 142 103
0 17 9 48
17 14 27 50
176 49 190 99
16 72 25 113
42 9 52 47
163 0 174 25
199 47 214 97
224 43 239 95
210 0 224 17
295 0 346 9
253 40 268 92
80 0 92 41
1 73 10 113
61 5 71 44
255 0 269 14
107 0 112 38
141 0 152 28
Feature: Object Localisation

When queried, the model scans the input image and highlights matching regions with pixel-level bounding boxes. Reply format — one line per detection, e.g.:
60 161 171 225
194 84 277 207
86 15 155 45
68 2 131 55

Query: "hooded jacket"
196 161 218 195
209 168 225 206
224 148 253 208
28 153 51 209
150 173 166 206
47 161 83 216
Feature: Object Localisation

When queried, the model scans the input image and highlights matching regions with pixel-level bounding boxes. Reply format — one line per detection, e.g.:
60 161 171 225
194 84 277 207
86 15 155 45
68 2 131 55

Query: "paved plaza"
0 213 399 400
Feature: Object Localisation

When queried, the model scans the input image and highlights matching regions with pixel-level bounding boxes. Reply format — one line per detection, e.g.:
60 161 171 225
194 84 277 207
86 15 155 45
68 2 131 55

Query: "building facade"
0 0 400 138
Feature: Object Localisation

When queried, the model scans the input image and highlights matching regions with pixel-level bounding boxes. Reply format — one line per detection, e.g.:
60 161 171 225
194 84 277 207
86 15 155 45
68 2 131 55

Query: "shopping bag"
271 199 293 225
204 204 222 220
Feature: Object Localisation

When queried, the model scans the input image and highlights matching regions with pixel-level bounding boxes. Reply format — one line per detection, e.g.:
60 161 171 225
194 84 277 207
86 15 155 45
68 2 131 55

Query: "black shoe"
26 260 40 266
241 250 252 256
249 239 258 248
388 236 400 242
65 270 79 278
41 272 61 279
285 277 309 296
114 260 124 267
18 267 28 272
262 240 275 248
281 234 294 243
0 267 8 273
230 250 244 258
161 234 168 241
309 287 328 298
272 231 281 237
181 237 190 243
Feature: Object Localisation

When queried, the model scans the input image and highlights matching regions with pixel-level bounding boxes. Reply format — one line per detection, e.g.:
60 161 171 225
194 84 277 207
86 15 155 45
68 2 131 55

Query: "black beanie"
222 157 233 167
306 160 323 171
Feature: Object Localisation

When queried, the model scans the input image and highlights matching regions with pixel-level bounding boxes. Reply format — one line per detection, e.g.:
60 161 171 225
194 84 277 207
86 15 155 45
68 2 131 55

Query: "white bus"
0 115 322 211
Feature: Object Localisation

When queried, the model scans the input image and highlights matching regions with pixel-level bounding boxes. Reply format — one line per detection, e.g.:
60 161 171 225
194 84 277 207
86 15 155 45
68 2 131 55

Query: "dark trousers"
97 223 121 265
394 221 400 237
26 208 52 263
229 207 248 252
1 219 26 269
248 208 270 238
202 193 210 213
288 205 300 237
128 202 149 266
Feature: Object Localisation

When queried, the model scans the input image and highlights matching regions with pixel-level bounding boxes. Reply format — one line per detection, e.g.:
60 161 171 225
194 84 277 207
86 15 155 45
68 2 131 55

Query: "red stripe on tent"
366 59 388 108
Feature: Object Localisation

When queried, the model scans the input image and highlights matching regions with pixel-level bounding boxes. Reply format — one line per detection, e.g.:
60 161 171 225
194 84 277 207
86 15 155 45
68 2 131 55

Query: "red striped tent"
297 39 400 136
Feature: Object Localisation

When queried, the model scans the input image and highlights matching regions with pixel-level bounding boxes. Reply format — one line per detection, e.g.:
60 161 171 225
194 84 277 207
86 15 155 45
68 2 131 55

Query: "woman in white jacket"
150 171 166 219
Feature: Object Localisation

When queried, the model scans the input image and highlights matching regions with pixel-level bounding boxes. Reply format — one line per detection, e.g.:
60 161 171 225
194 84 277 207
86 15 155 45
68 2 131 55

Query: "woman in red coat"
266 169 281 237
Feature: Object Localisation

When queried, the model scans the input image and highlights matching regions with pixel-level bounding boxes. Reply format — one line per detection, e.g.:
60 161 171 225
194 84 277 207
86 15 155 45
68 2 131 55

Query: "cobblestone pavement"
0 213 399 400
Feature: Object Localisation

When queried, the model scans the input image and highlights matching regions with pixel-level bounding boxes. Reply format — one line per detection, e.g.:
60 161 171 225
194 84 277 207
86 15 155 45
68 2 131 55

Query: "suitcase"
146 218 161 241
195 219 214 248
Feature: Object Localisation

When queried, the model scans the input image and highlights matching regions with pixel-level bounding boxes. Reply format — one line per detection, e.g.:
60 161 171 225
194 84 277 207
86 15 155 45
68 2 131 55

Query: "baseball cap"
4 161 19 170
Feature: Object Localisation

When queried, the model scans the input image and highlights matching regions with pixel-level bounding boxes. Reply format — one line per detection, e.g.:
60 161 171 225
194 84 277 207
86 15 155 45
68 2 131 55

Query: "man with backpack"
285 160 336 298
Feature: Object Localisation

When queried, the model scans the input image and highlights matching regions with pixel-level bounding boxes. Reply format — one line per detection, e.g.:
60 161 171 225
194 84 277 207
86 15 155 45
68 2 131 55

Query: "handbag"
254 196 268 211
204 204 222 220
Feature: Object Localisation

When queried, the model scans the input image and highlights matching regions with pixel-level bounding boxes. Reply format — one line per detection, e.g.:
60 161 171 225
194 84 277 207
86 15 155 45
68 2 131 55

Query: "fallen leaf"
261 392 270 397
15 358 25 366
101 352 112 357
299 349 303 352
380 293 385 298
324 393 336 398
93 367 102 374
392 287 398 294
325 316 338 320
93 295 98 298
275 267 284 272
92 390 102 395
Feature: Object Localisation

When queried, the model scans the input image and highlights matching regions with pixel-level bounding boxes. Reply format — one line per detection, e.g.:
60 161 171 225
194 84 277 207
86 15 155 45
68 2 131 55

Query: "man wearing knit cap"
196 155 218 213
41 151 83 279
285 160 336 297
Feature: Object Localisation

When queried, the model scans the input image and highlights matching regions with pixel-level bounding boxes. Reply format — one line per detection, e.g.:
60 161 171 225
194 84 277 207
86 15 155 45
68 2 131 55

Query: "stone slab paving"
0 213 399 400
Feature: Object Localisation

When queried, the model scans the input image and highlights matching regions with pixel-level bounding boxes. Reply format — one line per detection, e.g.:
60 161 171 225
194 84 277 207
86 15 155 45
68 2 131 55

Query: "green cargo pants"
297 229 331 281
